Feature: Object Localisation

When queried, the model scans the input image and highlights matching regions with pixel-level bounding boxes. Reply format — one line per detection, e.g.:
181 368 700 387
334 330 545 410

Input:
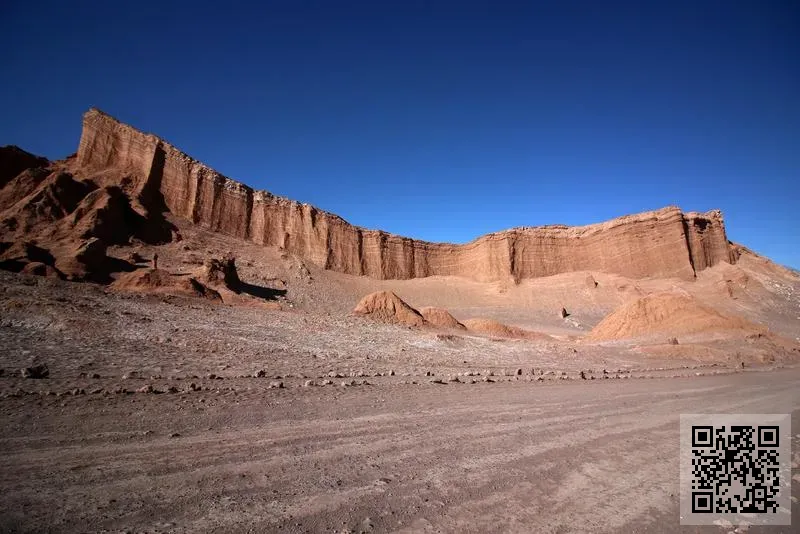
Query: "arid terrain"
1 110 799 533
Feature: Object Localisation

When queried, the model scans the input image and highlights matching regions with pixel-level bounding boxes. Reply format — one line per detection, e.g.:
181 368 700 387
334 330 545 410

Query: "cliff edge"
11 109 739 282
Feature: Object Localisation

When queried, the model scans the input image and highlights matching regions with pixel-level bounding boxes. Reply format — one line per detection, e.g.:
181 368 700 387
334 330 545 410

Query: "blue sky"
1 1 798 268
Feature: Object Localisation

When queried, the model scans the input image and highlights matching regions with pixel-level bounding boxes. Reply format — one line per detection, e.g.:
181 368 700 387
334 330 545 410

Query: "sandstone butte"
62 108 735 283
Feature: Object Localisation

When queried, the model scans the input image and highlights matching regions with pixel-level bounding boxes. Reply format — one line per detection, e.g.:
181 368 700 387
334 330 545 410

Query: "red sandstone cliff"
6 109 738 282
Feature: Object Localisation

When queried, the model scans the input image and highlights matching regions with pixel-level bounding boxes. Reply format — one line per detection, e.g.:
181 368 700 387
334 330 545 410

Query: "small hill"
461 318 549 340
419 307 466 329
353 291 425 327
588 291 760 341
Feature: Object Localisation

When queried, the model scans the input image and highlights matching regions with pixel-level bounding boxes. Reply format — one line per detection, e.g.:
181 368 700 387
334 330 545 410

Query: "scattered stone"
20 364 49 379
667 337 679 345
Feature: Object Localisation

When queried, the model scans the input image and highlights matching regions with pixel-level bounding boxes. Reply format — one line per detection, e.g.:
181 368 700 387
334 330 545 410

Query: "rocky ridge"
74 108 735 282
1 108 737 284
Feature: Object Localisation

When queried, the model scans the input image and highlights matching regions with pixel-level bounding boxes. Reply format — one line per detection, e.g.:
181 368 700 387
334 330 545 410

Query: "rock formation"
587 291 760 341
353 291 425 327
1 109 739 284
71 109 736 282
419 307 466 330
461 318 550 340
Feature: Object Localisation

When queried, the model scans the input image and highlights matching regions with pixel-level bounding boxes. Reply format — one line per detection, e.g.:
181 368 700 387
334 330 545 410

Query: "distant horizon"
1 1 797 268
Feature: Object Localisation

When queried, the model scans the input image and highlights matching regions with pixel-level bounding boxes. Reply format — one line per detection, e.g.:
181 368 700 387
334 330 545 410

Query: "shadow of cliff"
136 144 177 244
236 281 287 301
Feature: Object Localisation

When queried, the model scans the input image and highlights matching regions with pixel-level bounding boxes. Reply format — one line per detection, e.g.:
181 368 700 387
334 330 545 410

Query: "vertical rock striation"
75 109 736 282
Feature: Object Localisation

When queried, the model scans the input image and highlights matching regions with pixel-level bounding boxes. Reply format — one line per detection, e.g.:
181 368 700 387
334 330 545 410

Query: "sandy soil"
1 365 798 533
0 270 798 533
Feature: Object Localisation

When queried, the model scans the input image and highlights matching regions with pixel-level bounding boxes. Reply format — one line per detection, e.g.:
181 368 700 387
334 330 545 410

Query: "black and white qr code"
691 425 780 513
680 414 790 526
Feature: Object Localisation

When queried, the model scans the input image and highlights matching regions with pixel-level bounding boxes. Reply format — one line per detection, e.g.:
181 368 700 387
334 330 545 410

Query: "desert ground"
0 258 799 533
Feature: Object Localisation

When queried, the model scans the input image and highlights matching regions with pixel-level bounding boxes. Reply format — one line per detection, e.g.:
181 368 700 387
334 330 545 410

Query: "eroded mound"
461 318 548 340
112 268 222 301
419 307 465 330
353 291 425 327
588 291 759 341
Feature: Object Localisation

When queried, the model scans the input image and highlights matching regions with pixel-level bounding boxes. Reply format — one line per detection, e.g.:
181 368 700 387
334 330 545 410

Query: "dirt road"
1 369 798 533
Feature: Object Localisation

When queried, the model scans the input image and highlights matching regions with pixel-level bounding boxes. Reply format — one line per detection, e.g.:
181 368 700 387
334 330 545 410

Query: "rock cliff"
69 109 738 282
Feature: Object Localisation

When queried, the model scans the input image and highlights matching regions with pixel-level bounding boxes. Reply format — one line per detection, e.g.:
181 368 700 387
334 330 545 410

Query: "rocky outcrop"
70 109 736 282
0 146 48 189
353 291 426 327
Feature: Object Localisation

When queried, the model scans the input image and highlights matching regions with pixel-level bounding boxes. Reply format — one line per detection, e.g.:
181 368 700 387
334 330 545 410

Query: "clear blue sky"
1 1 798 268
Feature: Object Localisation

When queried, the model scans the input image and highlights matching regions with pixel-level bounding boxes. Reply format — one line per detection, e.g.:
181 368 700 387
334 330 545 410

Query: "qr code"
680 414 791 526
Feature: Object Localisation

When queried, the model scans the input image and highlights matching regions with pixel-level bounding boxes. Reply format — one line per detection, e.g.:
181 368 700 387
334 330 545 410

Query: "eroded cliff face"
75 109 736 282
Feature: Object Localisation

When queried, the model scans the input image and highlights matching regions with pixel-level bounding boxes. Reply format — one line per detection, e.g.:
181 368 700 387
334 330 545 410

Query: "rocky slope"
2 108 737 283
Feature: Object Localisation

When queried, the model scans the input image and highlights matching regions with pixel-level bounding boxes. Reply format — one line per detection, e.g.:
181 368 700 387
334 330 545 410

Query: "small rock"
269 381 284 389
255 370 267 378
430 378 446 384
483 376 494 383
20 364 49 379
169 432 181 438
304 380 315 387
516 368 523 375
667 337 679 345
137 385 154 394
